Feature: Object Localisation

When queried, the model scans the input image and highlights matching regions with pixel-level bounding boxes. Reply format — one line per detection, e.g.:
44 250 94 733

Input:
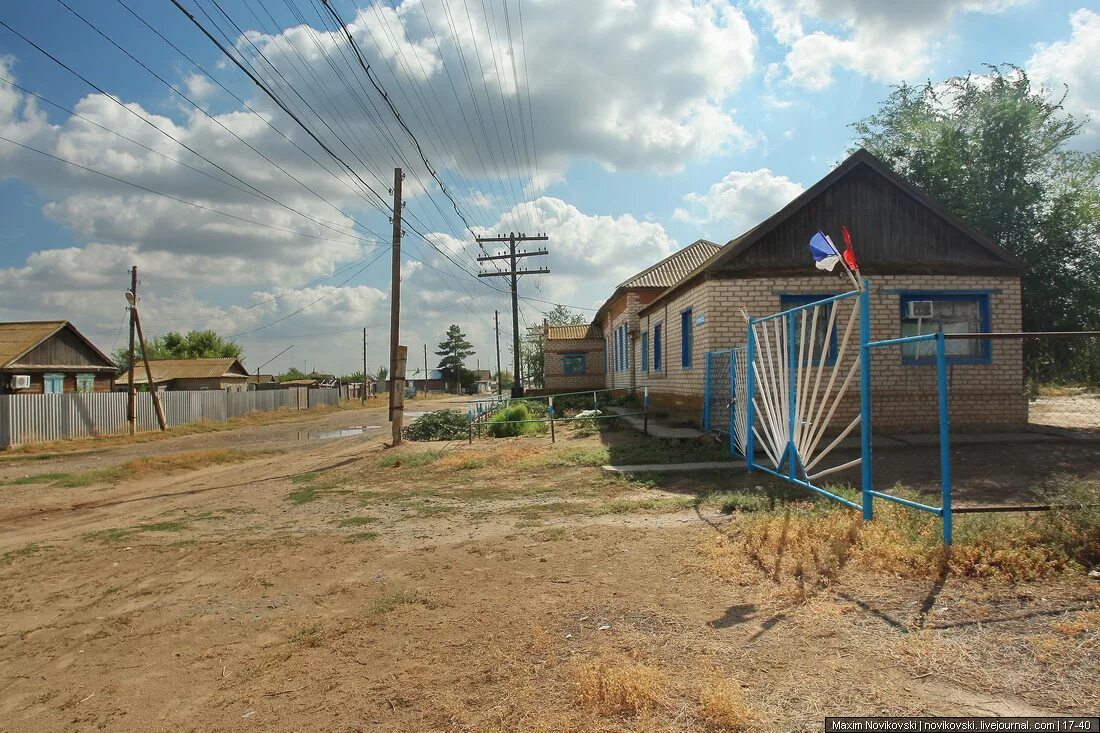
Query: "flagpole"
826 235 860 291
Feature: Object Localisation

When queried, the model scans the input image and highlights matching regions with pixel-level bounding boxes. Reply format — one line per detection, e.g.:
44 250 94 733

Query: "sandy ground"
0 400 1097 732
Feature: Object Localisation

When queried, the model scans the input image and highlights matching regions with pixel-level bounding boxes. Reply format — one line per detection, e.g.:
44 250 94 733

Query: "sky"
0 0 1096 378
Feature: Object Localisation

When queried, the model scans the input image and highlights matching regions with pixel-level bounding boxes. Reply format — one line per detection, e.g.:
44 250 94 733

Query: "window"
44 373 64 394
900 293 990 364
562 352 587 375
76 373 95 393
781 294 839 365
681 309 693 369
653 323 663 371
615 323 629 372
641 332 649 373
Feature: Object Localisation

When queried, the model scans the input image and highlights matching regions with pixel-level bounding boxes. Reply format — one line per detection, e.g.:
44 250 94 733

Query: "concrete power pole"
388 168 405 445
361 327 367 403
127 267 137 436
476 232 549 397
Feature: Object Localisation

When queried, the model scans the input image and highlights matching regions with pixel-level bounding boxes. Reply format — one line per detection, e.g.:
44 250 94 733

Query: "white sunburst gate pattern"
719 280 956 545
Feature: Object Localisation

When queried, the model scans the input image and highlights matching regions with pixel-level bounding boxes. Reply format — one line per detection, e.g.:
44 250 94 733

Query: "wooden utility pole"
362 327 367 403
494 310 502 395
388 167 405 444
127 267 137 435
476 232 549 397
423 343 428 386
133 307 167 431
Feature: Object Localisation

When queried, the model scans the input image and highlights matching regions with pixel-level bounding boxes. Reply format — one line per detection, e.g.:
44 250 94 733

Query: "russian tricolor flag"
808 230 841 271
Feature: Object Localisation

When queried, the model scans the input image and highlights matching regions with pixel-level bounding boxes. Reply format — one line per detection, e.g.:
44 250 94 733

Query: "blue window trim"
653 322 663 372
44 372 64 394
898 291 992 365
562 352 587 375
780 294 839 366
680 308 693 369
641 331 649 373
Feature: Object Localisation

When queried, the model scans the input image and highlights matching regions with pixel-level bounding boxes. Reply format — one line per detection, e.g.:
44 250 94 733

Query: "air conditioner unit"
11 375 31 390
906 300 934 319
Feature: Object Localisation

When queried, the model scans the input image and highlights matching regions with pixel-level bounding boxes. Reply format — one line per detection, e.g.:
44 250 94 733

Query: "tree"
279 367 308 382
521 305 588 389
113 329 243 370
435 324 475 393
374 366 388 381
851 65 1100 383
341 370 365 383
496 369 515 390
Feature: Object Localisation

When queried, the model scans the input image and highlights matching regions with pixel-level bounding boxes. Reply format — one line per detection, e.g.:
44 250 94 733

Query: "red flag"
841 226 859 272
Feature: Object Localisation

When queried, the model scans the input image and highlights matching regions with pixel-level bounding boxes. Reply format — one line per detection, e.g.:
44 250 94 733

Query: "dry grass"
697 678 763 732
575 660 667 716
53 448 278 488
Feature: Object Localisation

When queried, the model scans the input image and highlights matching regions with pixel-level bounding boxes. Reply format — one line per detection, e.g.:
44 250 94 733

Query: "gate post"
858 282 874 521
745 320 756 472
703 352 711 432
787 313 797 480
935 331 953 545
728 349 735 455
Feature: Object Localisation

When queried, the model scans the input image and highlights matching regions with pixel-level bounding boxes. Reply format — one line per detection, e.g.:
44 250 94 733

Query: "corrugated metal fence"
0 387 341 448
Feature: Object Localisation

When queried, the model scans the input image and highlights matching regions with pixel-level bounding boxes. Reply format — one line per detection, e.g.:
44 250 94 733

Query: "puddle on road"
404 411 429 419
295 426 381 440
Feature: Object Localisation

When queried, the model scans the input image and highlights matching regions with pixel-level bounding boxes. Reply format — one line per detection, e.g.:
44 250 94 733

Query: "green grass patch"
378 449 446 468
1 543 51 565
532 526 568 542
337 515 380 527
521 446 610 469
591 496 696 515
365 588 437 617
344 531 379 543
413 503 458 517
0 472 75 486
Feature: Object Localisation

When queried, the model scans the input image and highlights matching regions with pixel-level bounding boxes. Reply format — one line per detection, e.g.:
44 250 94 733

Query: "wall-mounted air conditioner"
906 300 934 319
11 375 31 389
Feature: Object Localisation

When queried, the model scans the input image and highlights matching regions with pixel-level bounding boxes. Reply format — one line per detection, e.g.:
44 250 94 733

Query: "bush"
489 402 537 438
403 410 469 441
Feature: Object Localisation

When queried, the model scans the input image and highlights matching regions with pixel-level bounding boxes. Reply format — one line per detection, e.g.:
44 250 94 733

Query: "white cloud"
754 0 1025 90
182 73 217 102
674 168 804 234
1029 9 1100 148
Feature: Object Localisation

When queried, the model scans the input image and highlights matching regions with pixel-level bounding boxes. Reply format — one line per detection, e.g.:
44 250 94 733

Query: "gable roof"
639 148 1024 315
118 357 249 385
0 321 116 370
617 239 721 289
546 323 603 341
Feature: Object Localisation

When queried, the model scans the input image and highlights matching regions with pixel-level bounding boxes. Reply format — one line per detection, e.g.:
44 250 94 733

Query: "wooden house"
0 321 118 395
116 357 250 392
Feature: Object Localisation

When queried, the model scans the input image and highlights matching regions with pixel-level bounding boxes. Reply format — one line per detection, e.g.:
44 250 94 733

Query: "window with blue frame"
780 294 839 365
76 373 95 393
641 332 649 372
680 309 693 369
653 323 662 371
562 352 587 375
44 373 64 394
900 292 991 363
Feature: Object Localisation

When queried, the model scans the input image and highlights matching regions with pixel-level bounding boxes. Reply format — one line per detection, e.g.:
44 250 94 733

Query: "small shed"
0 321 118 394
543 323 606 390
117 357 250 392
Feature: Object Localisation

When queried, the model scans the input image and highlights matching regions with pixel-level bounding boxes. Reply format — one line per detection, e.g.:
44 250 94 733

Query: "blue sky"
0 0 1096 376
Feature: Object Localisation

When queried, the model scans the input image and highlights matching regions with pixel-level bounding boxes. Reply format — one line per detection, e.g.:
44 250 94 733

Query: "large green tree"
113 329 243 370
435 324 476 393
851 65 1100 384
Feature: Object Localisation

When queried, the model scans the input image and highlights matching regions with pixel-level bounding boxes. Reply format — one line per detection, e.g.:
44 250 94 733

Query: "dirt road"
0 402 1096 731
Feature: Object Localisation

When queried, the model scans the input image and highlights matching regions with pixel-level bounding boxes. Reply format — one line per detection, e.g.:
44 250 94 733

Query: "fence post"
936 331 953 546
467 410 473 444
0 395 9 449
643 386 649 436
745 319 756 472
548 396 556 443
859 282 874 522
787 314 797 480
728 349 736 456
703 352 712 432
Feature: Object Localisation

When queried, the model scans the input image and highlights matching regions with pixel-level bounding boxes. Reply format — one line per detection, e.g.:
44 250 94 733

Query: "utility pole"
362 327 367 403
494 310 502 395
476 232 549 397
423 343 428 386
127 267 137 436
388 167 405 445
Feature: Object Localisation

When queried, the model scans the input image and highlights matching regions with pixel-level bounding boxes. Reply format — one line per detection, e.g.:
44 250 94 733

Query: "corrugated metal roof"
546 323 603 341
0 321 68 367
617 240 721 289
117 357 248 384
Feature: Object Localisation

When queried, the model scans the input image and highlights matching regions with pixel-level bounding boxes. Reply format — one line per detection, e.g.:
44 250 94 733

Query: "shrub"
403 410 469 441
488 402 533 438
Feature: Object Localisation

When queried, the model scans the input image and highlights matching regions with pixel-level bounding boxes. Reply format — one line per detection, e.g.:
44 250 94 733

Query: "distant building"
247 373 278 388
409 369 445 393
0 321 118 395
542 323 606 391
117 357 250 392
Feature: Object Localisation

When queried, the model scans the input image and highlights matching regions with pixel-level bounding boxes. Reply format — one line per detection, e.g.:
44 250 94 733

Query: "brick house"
543 323 606 390
633 148 1026 429
117 357 250 392
0 321 118 394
